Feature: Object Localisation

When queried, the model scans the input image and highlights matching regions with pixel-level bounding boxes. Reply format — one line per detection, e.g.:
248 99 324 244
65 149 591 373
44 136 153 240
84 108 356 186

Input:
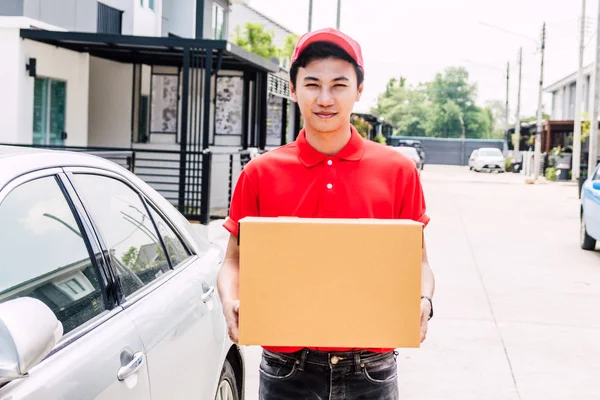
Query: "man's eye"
334 84 348 88
305 84 318 87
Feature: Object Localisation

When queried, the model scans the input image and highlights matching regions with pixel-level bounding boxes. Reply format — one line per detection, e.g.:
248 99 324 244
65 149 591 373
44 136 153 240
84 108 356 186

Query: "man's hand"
420 298 431 343
223 300 240 343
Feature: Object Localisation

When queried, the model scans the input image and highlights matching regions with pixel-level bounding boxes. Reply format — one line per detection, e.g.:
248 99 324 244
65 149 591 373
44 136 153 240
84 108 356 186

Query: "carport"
19 29 285 224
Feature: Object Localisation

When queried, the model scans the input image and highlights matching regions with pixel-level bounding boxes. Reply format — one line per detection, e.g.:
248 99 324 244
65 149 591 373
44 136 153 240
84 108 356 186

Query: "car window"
71 174 171 298
0 176 107 334
146 205 191 267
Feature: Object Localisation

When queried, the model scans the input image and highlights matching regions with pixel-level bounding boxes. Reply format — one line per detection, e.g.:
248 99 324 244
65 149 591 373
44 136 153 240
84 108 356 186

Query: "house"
0 0 299 224
545 64 594 120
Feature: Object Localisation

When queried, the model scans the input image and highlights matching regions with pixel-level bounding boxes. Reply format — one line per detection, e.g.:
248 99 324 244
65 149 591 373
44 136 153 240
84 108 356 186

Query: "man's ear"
356 82 364 102
290 81 298 103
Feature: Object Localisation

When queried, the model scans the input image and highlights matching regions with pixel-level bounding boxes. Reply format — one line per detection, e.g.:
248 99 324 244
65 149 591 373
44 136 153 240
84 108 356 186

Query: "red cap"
291 28 364 72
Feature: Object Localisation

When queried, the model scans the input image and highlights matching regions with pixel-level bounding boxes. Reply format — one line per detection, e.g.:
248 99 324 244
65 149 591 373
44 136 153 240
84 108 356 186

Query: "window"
97 2 123 34
213 3 225 40
147 206 191 267
71 175 171 298
0 177 107 334
33 78 66 146
149 0 154 10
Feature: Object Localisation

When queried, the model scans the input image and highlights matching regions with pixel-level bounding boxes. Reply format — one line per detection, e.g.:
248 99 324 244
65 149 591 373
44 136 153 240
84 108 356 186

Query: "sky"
246 0 598 120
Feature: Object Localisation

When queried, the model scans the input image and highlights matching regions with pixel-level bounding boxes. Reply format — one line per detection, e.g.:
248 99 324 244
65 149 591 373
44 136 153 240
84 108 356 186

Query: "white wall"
88 57 133 148
0 28 90 146
134 0 162 36
162 0 195 38
0 27 21 143
21 39 90 146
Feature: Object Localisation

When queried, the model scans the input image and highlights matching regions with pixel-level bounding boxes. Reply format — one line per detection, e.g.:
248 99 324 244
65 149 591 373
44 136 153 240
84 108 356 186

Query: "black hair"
290 41 364 88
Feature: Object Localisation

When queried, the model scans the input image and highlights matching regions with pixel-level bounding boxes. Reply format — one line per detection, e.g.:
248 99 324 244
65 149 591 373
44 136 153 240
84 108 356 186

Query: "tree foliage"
373 67 497 139
234 23 278 60
234 24 299 66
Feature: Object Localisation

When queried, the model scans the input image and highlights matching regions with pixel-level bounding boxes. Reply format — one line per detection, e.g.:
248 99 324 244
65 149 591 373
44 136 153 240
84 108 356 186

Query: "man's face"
291 57 363 135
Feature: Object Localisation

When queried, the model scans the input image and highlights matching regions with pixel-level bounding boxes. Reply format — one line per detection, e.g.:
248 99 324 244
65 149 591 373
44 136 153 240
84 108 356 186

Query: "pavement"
207 165 600 400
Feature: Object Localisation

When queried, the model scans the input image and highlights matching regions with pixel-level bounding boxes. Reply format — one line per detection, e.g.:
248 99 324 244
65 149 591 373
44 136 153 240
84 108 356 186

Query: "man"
217 28 435 400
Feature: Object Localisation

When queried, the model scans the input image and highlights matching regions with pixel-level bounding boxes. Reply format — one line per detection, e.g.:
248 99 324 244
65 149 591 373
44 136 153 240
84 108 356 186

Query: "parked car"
468 149 479 170
0 146 242 400
580 163 600 250
393 146 423 172
396 139 425 167
471 147 505 173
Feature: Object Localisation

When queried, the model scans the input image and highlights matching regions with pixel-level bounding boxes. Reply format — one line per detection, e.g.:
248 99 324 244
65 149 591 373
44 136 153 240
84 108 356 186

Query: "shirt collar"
296 125 366 167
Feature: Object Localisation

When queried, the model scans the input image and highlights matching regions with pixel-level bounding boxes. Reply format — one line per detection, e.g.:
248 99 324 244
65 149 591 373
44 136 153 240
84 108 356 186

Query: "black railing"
0 143 209 223
1 143 269 224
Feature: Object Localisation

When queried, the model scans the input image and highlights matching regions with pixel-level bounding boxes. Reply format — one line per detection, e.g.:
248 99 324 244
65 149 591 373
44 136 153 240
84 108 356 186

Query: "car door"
583 165 600 239
0 171 151 400
66 169 226 400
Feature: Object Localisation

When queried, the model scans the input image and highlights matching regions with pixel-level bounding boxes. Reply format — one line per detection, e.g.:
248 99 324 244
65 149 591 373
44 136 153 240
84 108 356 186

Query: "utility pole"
533 23 546 181
308 0 313 31
336 0 342 30
588 0 600 177
514 47 523 164
573 0 587 181
504 61 510 155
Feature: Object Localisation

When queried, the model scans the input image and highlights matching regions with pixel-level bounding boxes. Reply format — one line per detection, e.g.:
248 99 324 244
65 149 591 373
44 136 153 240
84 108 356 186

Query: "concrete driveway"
209 165 600 400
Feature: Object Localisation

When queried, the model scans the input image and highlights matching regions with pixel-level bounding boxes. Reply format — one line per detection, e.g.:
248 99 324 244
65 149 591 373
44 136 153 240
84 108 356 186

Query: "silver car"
0 146 242 400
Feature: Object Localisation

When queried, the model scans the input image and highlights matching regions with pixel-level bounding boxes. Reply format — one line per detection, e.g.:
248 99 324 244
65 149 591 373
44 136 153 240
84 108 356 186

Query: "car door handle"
201 285 216 303
117 351 145 381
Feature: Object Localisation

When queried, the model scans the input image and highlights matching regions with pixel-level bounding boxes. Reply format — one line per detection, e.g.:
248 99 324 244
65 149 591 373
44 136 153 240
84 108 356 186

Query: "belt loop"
354 352 362 375
296 348 309 371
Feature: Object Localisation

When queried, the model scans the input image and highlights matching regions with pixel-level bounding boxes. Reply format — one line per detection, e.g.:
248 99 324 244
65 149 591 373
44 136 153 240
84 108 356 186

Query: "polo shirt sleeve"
398 167 430 227
223 169 259 237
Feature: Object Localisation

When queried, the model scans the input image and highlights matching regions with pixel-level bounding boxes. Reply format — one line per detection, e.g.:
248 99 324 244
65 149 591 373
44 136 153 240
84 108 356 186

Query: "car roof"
478 147 501 151
0 145 128 187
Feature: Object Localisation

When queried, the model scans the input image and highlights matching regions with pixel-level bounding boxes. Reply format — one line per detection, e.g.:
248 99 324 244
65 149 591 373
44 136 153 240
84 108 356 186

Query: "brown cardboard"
238 217 423 348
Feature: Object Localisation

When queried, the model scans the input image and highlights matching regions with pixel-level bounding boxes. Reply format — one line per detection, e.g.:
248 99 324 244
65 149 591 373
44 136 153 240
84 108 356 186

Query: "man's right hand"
223 299 240 343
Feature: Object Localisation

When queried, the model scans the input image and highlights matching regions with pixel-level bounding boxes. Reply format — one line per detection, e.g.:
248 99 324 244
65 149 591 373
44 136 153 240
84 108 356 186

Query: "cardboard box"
238 217 423 349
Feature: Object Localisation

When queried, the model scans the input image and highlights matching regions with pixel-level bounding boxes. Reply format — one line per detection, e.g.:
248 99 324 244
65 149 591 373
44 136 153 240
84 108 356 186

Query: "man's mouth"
315 112 337 119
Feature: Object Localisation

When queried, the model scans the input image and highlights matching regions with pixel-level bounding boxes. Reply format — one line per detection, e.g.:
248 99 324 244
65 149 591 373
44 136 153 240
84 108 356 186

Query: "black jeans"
259 349 399 400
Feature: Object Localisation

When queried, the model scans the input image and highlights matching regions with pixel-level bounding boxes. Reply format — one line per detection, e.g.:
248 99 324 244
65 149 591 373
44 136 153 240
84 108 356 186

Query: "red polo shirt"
223 125 429 353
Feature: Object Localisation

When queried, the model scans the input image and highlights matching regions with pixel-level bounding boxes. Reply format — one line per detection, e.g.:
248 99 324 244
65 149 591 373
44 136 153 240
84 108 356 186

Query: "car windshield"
479 149 502 157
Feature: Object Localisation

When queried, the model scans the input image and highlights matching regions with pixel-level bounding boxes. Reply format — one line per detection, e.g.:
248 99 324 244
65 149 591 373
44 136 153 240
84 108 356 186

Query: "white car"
0 146 242 400
393 146 423 172
472 148 506 173
468 149 478 170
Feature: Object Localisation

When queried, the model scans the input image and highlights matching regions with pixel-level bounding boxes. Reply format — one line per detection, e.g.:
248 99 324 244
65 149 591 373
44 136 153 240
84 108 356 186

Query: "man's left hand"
420 298 431 343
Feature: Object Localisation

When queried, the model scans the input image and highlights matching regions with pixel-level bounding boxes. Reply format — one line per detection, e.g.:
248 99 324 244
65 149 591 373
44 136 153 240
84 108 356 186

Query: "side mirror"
593 182 600 191
0 298 63 384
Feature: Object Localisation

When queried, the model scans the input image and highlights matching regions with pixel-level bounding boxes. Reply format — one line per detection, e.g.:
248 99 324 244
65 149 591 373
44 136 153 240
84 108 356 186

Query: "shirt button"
327 160 333 166
327 183 333 189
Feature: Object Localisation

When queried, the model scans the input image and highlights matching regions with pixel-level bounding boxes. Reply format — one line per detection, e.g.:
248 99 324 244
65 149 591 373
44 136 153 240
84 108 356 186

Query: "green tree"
280 33 299 60
426 67 490 138
372 78 428 137
484 100 507 139
233 23 278 60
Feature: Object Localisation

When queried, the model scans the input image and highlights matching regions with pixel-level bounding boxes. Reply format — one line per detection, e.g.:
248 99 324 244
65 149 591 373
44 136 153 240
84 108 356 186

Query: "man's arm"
420 238 435 343
217 234 241 343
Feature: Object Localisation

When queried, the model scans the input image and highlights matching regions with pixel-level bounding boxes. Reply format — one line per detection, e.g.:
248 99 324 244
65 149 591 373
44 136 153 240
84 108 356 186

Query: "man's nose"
317 88 334 107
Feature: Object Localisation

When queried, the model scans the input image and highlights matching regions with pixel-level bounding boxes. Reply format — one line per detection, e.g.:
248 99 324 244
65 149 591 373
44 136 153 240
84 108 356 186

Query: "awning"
19 29 279 72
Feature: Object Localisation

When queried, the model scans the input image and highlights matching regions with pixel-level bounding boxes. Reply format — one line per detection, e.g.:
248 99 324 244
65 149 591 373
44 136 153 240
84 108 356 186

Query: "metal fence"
388 136 504 166
0 143 213 223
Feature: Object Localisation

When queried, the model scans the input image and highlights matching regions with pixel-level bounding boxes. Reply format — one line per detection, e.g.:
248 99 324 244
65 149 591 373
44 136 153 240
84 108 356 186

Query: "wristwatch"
421 295 433 320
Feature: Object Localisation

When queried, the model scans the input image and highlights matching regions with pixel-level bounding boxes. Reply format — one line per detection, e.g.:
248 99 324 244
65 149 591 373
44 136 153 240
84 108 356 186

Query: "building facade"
0 0 297 223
